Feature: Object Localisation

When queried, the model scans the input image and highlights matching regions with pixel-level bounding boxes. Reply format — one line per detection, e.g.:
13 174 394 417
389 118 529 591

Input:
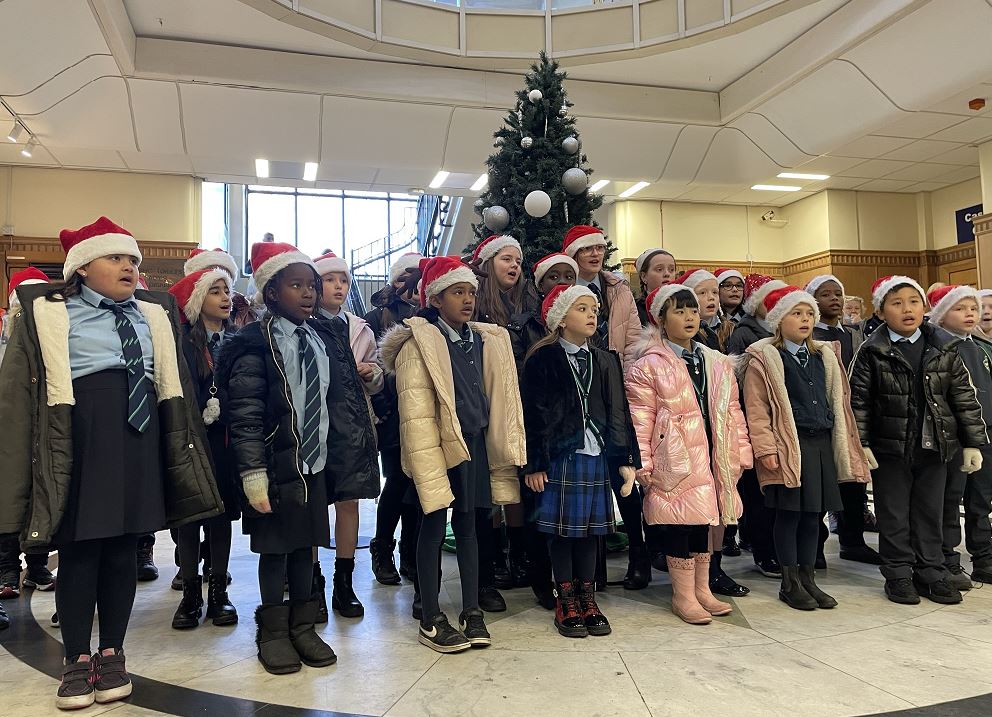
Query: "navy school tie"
296 327 322 469
796 345 810 368
106 303 151 433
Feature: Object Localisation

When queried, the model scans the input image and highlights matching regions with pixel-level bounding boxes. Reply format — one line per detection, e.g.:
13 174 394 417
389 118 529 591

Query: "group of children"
0 216 991 710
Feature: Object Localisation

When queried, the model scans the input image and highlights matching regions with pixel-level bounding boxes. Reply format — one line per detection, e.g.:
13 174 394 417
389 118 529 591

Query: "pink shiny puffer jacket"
625 333 753 526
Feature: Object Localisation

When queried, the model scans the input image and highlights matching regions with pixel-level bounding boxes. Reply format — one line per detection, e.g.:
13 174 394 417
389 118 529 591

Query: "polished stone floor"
3 502 992 717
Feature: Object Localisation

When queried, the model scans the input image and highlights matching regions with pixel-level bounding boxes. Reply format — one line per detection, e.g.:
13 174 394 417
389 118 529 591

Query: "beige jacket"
380 317 526 514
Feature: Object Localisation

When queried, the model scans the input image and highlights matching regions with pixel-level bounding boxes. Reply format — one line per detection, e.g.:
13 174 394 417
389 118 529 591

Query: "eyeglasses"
580 245 606 256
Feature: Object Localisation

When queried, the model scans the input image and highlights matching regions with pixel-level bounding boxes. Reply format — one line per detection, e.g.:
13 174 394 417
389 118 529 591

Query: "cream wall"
931 178 982 249
0 167 201 243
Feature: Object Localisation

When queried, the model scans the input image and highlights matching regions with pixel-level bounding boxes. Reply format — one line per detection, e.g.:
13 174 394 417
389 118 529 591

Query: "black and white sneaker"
418 613 471 654
23 564 55 591
459 608 492 648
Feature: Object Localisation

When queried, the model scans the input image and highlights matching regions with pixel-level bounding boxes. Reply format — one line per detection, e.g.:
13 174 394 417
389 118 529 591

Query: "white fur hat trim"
545 285 598 333
805 274 846 298
388 253 424 285
184 270 233 324
476 235 521 265
635 248 671 274
252 249 316 305
648 285 694 324
63 233 142 281
533 254 579 289
765 289 820 332
871 275 926 311
424 266 478 302
314 255 350 277
563 231 606 258
678 269 717 290
184 250 240 280
743 279 787 316
930 285 981 326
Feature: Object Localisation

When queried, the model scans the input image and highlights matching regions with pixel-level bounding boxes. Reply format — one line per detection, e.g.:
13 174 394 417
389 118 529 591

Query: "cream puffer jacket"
380 317 526 514
626 331 752 526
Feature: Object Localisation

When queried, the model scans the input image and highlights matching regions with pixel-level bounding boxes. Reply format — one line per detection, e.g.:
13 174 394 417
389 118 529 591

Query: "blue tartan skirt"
536 452 615 538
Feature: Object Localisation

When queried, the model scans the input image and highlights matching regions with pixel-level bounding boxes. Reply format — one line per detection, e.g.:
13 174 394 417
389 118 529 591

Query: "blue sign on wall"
957 203 983 244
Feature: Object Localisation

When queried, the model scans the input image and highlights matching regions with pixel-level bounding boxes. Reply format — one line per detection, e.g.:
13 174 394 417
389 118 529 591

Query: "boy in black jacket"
927 285 992 587
849 276 987 606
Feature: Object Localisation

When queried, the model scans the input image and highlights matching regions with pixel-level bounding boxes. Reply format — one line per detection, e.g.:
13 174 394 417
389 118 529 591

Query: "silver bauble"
521 136 533 149
559 103 568 117
561 168 588 195
473 198 485 214
524 190 552 218
483 205 510 231
562 136 580 155
528 89 543 104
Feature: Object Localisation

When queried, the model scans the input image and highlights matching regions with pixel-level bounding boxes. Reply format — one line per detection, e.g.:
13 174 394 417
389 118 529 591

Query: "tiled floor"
3 503 992 717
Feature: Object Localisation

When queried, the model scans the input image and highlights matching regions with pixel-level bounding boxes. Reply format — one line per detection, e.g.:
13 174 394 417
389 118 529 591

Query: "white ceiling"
0 0 990 208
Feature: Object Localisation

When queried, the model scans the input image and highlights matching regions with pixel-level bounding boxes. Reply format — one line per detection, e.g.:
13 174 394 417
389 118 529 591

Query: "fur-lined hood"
380 317 506 372
629 324 729 365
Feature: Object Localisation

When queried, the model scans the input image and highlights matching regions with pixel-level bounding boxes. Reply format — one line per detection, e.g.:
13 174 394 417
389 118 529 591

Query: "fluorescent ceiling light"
470 174 488 192
618 181 650 198
777 172 830 181
429 170 450 189
303 162 318 182
6 122 23 143
20 137 37 158
751 184 801 192
590 179 610 192
255 159 269 178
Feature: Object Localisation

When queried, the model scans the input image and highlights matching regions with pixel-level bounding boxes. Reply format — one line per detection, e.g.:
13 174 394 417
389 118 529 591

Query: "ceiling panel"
928 144 980 166
661 125 720 182
48 147 127 170
2 56 122 117
119 151 194 173
906 180 954 193
316 163 378 184
634 180 691 200
927 117 992 143
443 107 513 174
880 139 962 162
839 158 912 179
576 118 683 181
370 167 434 189
935 165 981 184
883 162 961 183
830 135 913 159
26 77 136 151
723 188 811 205
189 155 254 176
853 179 916 192
870 112 967 140
129 80 186 155
791 155 865 175
0 141 59 167
728 113 814 168
926 84 992 117
694 129 784 184
675 185 740 202
801 176 869 192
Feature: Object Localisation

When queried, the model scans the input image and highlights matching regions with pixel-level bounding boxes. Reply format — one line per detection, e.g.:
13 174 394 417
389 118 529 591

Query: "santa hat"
541 283 598 333
672 268 717 291
644 284 697 326
979 289 992 300
60 216 142 281
532 252 578 289
562 225 606 257
634 248 674 274
714 268 744 286
927 284 981 326
418 256 478 308
763 286 820 331
8 267 49 313
250 241 316 304
184 247 239 280
137 275 149 290
168 269 233 324
871 275 926 311
388 253 424 285
805 274 846 298
472 235 521 266
743 274 787 316
313 252 350 278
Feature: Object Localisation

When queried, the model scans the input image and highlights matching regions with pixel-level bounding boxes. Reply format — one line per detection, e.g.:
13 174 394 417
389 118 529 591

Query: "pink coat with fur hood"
342 310 385 395
626 331 753 527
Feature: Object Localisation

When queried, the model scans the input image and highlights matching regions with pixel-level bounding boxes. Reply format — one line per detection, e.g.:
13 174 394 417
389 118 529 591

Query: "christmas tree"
470 52 617 275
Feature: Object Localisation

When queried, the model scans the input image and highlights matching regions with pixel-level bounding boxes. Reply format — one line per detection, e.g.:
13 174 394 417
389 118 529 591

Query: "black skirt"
55 370 166 545
447 432 492 514
207 423 241 522
765 431 843 513
244 469 331 554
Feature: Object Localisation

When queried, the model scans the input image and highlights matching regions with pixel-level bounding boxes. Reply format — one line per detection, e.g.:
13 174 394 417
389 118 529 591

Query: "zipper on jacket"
264 318 308 504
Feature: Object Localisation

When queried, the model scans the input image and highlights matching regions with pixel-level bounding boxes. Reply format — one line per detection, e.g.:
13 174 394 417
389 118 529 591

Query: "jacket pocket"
655 413 691 490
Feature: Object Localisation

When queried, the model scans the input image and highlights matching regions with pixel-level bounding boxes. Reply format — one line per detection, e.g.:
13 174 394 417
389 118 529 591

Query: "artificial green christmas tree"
470 52 617 276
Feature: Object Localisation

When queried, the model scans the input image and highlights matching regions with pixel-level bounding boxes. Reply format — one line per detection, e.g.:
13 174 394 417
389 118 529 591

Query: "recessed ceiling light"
255 159 269 178
303 162 318 182
590 179 610 192
429 170 450 189
618 181 650 198
751 184 801 192
20 137 37 158
777 172 830 181
6 122 23 143
470 174 488 192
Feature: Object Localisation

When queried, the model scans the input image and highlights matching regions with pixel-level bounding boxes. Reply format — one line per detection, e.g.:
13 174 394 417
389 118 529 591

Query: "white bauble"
524 190 552 218
562 168 588 195
562 136 580 155
521 136 533 149
528 89 543 104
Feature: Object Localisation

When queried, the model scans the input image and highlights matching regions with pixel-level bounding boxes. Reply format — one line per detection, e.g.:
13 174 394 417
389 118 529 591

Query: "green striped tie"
296 327 322 468
106 303 151 433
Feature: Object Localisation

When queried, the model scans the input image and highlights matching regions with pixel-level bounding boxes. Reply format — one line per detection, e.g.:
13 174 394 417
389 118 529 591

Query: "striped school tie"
296 327 321 469
796 344 810 368
106 303 151 433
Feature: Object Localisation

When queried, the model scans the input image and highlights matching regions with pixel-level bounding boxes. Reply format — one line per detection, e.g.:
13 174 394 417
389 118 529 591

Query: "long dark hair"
474 256 523 327
45 273 83 302
187 317 233 381
638 250 677 297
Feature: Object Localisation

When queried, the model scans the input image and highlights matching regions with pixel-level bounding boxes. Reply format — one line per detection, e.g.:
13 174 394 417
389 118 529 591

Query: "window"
201 182 228 250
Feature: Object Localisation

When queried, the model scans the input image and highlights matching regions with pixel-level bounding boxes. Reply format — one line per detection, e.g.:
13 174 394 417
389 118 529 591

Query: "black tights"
549 535 597 582
177 517 232 581
418 509 477 624
56 535 138 659
773 509 821 567
374 472 419 549
258 548 313 605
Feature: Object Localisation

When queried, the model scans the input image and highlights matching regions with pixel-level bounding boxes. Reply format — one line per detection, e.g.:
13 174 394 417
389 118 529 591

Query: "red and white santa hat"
60 216 142 281
805 274 846 298
471 235 521 266
541 283 598 333
184 247 239 280
532 252 579 289
418 255 478 308
672 268 717 291
743 274 787 316
168 268 233 324
644 284 697 326
250 241 316 304
8 267 49 312
562 225 606 257
763 285 820 331
137 275 149 290
870 275 926 311
388 252 424 285
714 268 744 285
979 289 992 301
634 248 674 274
313 252 350 278
927 284 981 326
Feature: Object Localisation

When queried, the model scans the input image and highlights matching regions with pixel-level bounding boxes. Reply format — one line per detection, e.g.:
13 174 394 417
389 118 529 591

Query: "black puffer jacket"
507 310 546 376
848 323 988 461
364 298 416 454
725 314 771 355
217 315 380 515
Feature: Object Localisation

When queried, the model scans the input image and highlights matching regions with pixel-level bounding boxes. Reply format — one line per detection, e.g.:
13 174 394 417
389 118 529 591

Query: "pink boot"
693 553 733 616
666 557 712 625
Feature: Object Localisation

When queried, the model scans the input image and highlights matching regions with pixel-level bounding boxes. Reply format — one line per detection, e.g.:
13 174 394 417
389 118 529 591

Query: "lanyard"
567 351 604 448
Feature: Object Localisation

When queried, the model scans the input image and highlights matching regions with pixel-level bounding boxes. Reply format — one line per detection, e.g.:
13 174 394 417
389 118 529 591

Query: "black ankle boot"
798 566 837 608
172 578 203 629
624 545 651 590
398 540 417 580
369 538 401 586
206 573 238 625
331 558 364 618
311 562 328 624
779 566 817 610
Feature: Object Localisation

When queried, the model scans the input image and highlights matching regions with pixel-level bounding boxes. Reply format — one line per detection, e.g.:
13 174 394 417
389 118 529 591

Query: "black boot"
206 573 238 625
709 550 749 597
778 566 817 610
288 601 337 667
623 545 651 590
798 566 837 609
506 527 530 588
254 603 301 674
399 540 417 581
171 578 203 629
136 536 159 582
369 538 401 586
331 558 364 618
311 562 328 624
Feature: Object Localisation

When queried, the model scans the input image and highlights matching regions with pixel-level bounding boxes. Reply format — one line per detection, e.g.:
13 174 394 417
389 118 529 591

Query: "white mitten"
863 446 879 471
962 447 983 474
618 466 636 497
241 469 270 511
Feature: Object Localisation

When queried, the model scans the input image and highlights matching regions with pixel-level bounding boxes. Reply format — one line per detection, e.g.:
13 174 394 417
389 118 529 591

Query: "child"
184 247 258 328
0 217 223 710
926 285 992 587
508 252 577 375
626 285 751 625
472 234 525 327
522 284 638 637
743 286 871 610
634 248 678 326
849 275 987 605
979 289 992 338
167 268 240 630
716 268 746 324
380 256 526 653
219 242 379 674
671 269 723 351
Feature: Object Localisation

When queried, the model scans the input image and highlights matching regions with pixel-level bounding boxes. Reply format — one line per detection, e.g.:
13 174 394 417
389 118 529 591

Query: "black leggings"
773 509 821 567
56 535 138 659
418 509 477 624
548 535 597 582
258 548 313 605
611 471 644 549
374 471 419 550
177 516 232 581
